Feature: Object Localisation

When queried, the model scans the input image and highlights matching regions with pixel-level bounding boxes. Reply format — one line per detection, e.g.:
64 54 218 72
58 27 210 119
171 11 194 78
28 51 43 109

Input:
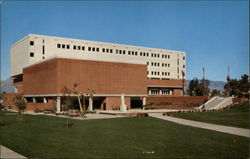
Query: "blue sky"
1 1 249 81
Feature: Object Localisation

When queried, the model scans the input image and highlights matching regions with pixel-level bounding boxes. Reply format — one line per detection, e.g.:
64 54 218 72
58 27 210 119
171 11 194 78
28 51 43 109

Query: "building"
10 34 186 112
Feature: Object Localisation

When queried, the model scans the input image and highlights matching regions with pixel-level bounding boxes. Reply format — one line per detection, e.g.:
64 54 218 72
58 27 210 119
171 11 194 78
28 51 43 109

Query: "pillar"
43 97 48 103
120 93 127 112
142 97 146 110
89 97 93 111
56 96 61 113
32 97 36 103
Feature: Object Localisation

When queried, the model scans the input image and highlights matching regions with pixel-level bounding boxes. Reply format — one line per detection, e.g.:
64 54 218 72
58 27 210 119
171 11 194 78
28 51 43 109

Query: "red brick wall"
232 98 248 104
2 93 16 109
104 96 131 110
147 96 210 105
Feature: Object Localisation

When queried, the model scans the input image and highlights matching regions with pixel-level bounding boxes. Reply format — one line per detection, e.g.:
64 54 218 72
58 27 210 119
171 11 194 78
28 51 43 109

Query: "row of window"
150 89 171 95
56 43 176 59
146 62 171 67
149 71 171 76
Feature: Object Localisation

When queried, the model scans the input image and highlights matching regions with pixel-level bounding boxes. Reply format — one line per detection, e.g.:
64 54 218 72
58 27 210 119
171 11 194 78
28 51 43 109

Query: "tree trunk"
77 95 83 113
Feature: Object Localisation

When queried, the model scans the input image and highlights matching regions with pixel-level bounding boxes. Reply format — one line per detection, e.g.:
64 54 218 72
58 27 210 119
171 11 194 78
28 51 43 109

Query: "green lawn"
172 102 250 129
1 113 249 159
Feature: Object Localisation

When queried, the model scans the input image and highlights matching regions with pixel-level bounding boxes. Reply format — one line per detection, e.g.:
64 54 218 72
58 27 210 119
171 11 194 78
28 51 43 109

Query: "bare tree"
12 94 26 123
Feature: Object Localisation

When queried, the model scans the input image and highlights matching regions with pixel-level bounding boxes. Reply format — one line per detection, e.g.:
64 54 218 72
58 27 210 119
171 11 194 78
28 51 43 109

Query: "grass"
1 113 249 159
172 102 250 129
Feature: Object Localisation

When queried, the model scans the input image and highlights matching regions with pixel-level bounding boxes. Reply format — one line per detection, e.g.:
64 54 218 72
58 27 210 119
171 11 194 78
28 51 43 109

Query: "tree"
211 89 220 97
12 94 26 123
188 78 210 96
239 74 250 98
62 86 73 128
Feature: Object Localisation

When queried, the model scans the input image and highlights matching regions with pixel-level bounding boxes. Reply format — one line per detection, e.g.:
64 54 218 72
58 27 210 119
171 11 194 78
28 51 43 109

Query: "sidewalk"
149 113 250 138
0 145 27 159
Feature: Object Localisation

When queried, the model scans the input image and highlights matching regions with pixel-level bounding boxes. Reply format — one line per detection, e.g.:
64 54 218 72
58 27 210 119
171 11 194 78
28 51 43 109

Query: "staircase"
198 96 233 110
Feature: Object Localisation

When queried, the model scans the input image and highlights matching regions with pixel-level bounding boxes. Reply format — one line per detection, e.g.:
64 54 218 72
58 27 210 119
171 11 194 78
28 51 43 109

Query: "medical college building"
9 34 188 112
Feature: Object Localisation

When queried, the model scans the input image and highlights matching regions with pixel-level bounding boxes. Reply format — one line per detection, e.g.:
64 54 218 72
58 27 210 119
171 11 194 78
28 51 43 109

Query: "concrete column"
159 90 162 95
120 93 127 112
142 97 146 106
43 97 48 103
56 96 61 113
88 97 93 111
32 97 36 103
148 90 151 95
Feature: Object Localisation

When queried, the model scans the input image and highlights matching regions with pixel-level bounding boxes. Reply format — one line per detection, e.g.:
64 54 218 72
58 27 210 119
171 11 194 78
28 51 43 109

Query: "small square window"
140 52 142 56
143 53 145 56
96 48 99 52
168 55 170 58
135 52 137 56
67 45 70 49
128 51 131 55
78 46 81 50
92 47 95 51
106 49 109 53
30 41 34 46
88 47 91 51
110 49 113 53
123 50 125 54
42 56 45 59
119 50 122 54
57 44 61 48
30 52 34 57
73 45 76 50
103 48 105 52
62 44 65 49
147 53 149 57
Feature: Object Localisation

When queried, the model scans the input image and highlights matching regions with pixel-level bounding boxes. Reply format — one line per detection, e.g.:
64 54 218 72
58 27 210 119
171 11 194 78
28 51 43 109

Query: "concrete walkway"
149 113 250 138
0 145 27 159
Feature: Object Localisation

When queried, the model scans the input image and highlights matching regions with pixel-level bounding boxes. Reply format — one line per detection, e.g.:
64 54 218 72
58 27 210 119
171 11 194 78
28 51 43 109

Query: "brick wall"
147 96 210 105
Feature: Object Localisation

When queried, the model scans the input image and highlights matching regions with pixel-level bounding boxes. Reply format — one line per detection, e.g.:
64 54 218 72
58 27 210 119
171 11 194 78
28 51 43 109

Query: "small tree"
62 86 73 128
12 94 26 123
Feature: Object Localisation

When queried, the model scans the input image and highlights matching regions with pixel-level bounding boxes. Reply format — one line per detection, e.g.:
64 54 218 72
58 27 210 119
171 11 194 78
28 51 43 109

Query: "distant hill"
1 78 14 93
186 80 226 92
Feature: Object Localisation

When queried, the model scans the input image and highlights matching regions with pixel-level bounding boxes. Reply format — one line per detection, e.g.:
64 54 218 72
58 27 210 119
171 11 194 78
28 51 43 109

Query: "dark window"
42 40 45 43
110 49 113 53
103 48 105 52
62 44 65 49
177 59 179 65
147 53 149 56
151 63 153 66
119 50 122 54
88 47 91 51
30 41 34 46
135 52 137 56
42 45 45 54
168 55 170 58
143 53 145 56
158 54 160 58
183 65 185 68
78 46 81 50
73 45 76 50
42 56 45 59
168 64 170 67
151 54 153 57
67 45 70 49
106 49 109 53
140 52 142 56
92 47 95 51
128 51 131 55
132 51 134 55
116 49 118 54
123 50 125 54
57 44 61 48
96 48 99 52
30 52 34 57
183 56 185 60
147 62 149 65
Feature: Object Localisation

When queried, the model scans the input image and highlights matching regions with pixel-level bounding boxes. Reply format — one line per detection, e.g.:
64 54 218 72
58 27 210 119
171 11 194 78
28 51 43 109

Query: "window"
168 64 170 67
82 46 85 50
123 50 125 54
57 44 61 48
78 46 81 50
62 44 65 49
42 39 45 43
147 62 149 65
143 53 145 56
168 72 170 76
96 48 99 52
151 71 153 75
151 63 153 66
140 52 142 56
30 52 34 57
183 56 185 60
177 59 179 65
147 53 149 57
30 41 34 46
42 56 45 59
128 51 131 55
135 52 137 56
92 47 95 51
88 47 91 51
67 45 70 49
106 49 109 53
73 45 76 50
168 55 170 58
103 48 105 52
132 51 134 55
151 54 153 57
42 45 45 54
183 65 185 68
110 49 113 53
119 50 122 54
162 55 164 58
